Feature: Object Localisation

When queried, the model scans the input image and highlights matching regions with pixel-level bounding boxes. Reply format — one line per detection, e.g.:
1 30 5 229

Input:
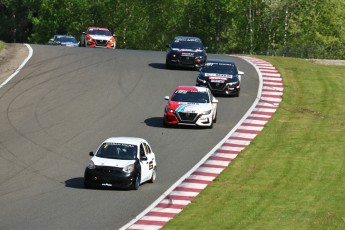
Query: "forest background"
1 0 345 59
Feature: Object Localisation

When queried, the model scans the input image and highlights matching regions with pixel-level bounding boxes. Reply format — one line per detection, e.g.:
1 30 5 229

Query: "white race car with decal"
84 137 157 190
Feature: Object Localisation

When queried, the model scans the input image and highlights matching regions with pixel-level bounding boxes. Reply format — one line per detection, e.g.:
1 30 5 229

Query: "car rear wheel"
149 167 157 183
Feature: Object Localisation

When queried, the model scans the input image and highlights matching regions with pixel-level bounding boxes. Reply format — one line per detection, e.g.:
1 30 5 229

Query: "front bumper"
164 111 213 127
166 55 206 68
84 166 137 188
196 80 240 96
86 39 116 49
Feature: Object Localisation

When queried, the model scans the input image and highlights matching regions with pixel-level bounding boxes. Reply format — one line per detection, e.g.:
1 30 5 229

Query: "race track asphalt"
0 45 259 230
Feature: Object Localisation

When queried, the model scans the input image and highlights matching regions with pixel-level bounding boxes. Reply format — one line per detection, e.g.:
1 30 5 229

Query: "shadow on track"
143 117 208 130
65 177 85 189
148 63 198 71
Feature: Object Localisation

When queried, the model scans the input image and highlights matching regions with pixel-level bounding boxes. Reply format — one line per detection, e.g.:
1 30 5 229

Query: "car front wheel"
132 175 140 190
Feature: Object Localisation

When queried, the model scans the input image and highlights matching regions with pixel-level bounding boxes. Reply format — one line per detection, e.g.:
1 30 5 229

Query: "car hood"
168 101 212 113
202 73 238 81
92 156 135 168
60 42 79 47
89 34 113 40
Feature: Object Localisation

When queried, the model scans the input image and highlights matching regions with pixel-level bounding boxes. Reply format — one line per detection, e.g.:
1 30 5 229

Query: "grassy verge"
0 41 5 50
163 56 345 229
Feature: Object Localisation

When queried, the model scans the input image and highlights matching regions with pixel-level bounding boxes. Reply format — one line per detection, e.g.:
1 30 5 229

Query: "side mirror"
212 98 218 103
238 71 244 75
164 96 170 100
89 151 94 156
113 34 116 37
82 32 86 35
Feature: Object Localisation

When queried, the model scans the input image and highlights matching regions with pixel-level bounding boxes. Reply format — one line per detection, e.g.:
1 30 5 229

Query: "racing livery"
80 27 116 49
163 86 218 128
196 59 244 96
84 137 157 190
166 36 207 69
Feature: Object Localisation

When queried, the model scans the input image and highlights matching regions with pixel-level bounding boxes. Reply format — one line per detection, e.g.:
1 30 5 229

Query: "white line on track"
120 55 283 230
0 44 32 89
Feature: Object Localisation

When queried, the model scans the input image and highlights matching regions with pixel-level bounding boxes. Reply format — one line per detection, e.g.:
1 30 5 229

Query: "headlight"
165 106 174 113
87 160 95 169
202 109 212 115
197 77 206 84
86 35 93 41
227 81 239 86
123 163 135 173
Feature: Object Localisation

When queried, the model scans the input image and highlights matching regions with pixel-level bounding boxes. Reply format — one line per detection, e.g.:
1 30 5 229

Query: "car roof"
102 137 146 146
205 59 236 65
87 27 110 31
175 86 209 92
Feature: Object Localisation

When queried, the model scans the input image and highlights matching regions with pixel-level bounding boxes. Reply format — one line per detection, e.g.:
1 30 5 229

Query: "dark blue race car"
48 35 79 47
166 36 207 70
196 59 244 97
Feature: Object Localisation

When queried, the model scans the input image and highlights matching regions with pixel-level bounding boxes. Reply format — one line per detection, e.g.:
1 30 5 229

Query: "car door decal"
149 161 153 170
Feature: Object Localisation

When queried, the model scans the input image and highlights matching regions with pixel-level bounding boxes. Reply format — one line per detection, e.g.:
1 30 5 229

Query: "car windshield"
201 62 238 75
56 36 77 43
171 90 210 103
88 29 111 36
96 143 137 160
171 40 203 50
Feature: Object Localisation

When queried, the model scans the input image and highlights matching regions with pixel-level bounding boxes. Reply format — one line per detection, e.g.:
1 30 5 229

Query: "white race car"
84 137 157 190
163 86 218 128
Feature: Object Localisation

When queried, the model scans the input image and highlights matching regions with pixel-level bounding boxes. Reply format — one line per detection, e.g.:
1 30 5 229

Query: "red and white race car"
80 27 116 49
163 86 218 128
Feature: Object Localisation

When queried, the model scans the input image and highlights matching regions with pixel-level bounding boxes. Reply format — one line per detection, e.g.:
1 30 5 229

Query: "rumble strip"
121 56 283 230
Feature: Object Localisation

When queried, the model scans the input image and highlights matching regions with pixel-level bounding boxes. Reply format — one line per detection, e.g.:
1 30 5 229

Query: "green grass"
163 56 345 230
0 41 5 50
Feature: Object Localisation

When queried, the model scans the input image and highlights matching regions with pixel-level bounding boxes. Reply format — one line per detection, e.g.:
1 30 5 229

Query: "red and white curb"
120 56 283 230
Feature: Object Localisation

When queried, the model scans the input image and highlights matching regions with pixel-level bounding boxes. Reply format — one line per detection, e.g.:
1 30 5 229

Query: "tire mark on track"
0 51 116 185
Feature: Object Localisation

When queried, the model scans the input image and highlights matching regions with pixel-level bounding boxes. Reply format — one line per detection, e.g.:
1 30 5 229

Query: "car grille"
95 39 108 46
180 56 196 65
95 166 122 175
177 112 198 122
209 82 226 91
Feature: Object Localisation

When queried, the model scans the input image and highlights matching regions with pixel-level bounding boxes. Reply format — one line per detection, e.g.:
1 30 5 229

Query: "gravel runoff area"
0 43 29 84
308 59 345 65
